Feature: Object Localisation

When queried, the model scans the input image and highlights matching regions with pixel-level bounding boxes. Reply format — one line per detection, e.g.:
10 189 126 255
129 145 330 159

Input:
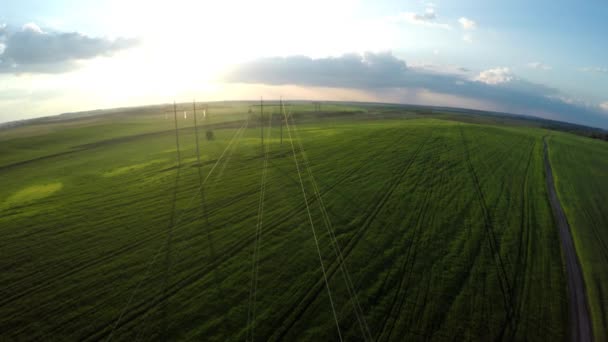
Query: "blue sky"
0 0 607 127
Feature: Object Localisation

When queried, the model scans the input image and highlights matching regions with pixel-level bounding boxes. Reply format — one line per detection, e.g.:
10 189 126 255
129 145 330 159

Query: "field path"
543 137 592 342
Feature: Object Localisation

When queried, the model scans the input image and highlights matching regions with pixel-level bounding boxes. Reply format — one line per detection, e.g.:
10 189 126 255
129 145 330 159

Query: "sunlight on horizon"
1 0 607 128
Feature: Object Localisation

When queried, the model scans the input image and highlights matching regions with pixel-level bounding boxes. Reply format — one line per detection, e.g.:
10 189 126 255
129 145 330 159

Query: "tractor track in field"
270 130 433 341
0 150 83 172
543 137 592 342
459 126 515 330
5 127 410 338
373 140 444 341
269 159 366 213
79 128 414 340
3 129 397 325
383 141 453 340
505 138 536 340
384 148 456 341
487 136 532 216
0 122 248 172
0 185 262 308
381 138 473 339
3 121 252 305
2 120 253 294
584 208 608 262
378 181 435 342
401 152 459 340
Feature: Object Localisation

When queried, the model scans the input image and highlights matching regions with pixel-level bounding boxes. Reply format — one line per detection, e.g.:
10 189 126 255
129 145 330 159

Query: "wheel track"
408 134 485 338
290 120 373 341
0 179 262 309
270 130 433 341
4 126 413 339
459 125 515 331
1 123 251 305
379 184 434 342
79 126 415 340
505 138 536 340
374 144 442 341
384 149 450 341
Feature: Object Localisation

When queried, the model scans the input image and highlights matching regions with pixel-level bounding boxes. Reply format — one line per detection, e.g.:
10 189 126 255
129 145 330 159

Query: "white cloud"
579 66 608 73
392 8 452 29
0 23 138 73
551 95 575 105
601 102 608 111
0 23 8 44
413 7 436 21
527 62 552 70
227 53 608 129
462 34 473 43
458 17 476 30
474 67 514 85
22 22 44 34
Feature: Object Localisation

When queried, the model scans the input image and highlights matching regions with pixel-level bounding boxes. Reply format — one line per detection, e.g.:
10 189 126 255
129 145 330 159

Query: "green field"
547 133 608 340
0 103 606 340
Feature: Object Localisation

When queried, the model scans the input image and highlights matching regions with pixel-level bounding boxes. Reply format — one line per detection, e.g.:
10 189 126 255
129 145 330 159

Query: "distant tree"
206 130 215 141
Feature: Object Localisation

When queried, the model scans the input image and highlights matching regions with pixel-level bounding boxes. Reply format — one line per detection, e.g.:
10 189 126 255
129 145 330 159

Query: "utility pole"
192 100 202 167
280 97 283 145
260 97 264 149
173 101 181 166
192 99 210 229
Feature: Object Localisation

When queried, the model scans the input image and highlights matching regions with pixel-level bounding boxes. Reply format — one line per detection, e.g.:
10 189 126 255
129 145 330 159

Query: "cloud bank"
474 67 513 85
0 23 137 73
225 52 608 128
392 8 451 30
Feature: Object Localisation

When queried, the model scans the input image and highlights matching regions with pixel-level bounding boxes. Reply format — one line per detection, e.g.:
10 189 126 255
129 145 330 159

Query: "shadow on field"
160 166 180 340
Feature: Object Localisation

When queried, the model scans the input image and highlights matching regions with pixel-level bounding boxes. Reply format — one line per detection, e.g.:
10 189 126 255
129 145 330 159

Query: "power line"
282 104 344 342
105 120 248 341
191 99 219 292
247 108 272 342
288 113 372 341
173 102 181 164
106 101 183 342
159 101 184 339
192 100 202 168
192 100 212 248
212 120 250 185
134 119 249 342
260 97 264 150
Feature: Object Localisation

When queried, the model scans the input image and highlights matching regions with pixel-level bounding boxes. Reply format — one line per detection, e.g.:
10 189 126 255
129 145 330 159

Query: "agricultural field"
547 133 608 340
0 102 605 340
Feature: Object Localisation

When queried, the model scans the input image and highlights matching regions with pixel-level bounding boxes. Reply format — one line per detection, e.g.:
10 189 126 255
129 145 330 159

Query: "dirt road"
543 137 593 342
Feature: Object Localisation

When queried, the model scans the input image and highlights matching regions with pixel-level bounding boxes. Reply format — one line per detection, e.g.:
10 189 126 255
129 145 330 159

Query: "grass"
2 183 64 209
1 102 600 340
547 133 608 340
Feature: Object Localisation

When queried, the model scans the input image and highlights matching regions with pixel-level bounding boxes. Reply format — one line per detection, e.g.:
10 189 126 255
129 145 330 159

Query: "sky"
0 0 607 128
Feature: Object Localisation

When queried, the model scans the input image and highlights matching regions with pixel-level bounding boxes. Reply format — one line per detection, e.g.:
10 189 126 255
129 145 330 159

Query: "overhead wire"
288 114 372 341
282 104 344 342
105 119 248 341
246 109 273 341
